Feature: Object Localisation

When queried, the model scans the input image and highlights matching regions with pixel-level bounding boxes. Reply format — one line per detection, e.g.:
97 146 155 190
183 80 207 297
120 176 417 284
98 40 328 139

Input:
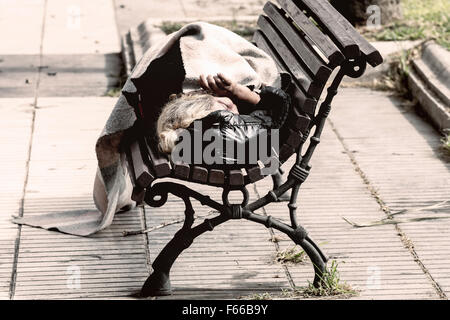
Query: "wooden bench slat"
172 162 191 180
257 16 323 98
131 187 146 204
253 30 285 71
209 169 225 185
263 2 332 83
246 166 264 183
191 166 208 183
288 80 317 116
130 140 154 188
286 129 303 149
328 6 383 67
229 169 245 186
277 0 345 68
297 0 382 65
125 150 137 185
254 30 316 115
144 138 172 178
125 150 146 203
290 106 311 134
293 0 359 59
279 144 295 162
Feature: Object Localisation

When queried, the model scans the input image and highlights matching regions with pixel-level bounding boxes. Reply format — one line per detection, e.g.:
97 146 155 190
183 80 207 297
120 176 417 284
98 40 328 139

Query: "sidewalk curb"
409 42 450 132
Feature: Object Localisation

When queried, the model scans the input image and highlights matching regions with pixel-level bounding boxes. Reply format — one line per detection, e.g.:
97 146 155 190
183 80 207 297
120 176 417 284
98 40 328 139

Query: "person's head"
157 91 238 154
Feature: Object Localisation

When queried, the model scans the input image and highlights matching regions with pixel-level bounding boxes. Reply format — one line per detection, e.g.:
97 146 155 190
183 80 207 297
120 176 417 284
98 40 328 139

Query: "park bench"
122 0 383 297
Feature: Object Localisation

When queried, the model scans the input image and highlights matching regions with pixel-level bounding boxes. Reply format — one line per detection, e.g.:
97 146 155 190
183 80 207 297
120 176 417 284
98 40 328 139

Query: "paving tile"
27 97 114 163
114 0 186 35
38 53 122 97
12 97 149 299
254 119 439 299
0 98 34 299
14 207 148 299
0 0 45 55
42 0 120 55
330 88 450 298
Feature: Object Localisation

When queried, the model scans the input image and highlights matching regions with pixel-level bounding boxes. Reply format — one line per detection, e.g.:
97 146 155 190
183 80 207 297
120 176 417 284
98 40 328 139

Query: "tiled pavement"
0 0 449 300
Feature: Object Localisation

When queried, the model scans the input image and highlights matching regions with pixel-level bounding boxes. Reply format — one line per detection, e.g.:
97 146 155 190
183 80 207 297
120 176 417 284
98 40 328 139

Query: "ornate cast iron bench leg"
140 181 329 296
140 183 230 297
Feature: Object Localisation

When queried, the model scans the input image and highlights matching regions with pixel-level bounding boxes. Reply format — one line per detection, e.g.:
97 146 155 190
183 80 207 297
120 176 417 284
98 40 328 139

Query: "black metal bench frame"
124 0 383 297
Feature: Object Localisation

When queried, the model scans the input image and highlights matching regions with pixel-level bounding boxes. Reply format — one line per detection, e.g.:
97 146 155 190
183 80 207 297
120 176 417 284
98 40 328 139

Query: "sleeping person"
12 22 293 237
157 72 291 156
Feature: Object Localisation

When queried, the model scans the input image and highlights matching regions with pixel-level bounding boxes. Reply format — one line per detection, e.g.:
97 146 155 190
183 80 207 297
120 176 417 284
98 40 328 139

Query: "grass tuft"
300 261 357 298
241 292 273 300
441 131 450 155
275 246 307 264
104 87 122 97
159 21 184 35
361 0 449 50
365 44 421 95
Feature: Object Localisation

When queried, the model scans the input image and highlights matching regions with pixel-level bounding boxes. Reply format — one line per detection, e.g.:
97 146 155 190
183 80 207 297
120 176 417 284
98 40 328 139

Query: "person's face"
211 97 239 114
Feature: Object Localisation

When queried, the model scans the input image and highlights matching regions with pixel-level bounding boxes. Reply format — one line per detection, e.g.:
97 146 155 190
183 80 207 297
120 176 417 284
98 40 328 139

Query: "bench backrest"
125 0 382 199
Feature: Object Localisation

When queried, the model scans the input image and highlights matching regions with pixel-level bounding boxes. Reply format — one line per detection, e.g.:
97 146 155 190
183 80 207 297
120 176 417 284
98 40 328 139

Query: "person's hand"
199 73 261 105
199 73 236 97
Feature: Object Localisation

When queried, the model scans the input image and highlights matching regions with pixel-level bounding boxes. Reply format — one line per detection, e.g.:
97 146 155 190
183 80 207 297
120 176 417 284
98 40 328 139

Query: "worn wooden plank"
278 144 295 162
253 31 317 116
257 15 323 98
298 0 382 66
290 105 312 133
228 169 245 186
263 2 332 83
288 81 317 116
172 162 191 180
285 129 303 149
125 150 146 203
246 166 264 183
144 139 172 178
253 30 285 72
277 0 345 68
208 169 225 185
129 140 154 188
333 13 383 66
293 0 359 59
191 166 208 183
131 187 146 204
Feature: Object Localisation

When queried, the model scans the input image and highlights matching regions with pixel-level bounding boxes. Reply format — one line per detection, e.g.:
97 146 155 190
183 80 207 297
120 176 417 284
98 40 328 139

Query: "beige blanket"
13 22 281 236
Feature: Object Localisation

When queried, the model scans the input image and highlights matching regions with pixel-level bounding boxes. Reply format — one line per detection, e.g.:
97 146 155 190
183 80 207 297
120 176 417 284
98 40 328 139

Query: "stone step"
409 41 450 132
